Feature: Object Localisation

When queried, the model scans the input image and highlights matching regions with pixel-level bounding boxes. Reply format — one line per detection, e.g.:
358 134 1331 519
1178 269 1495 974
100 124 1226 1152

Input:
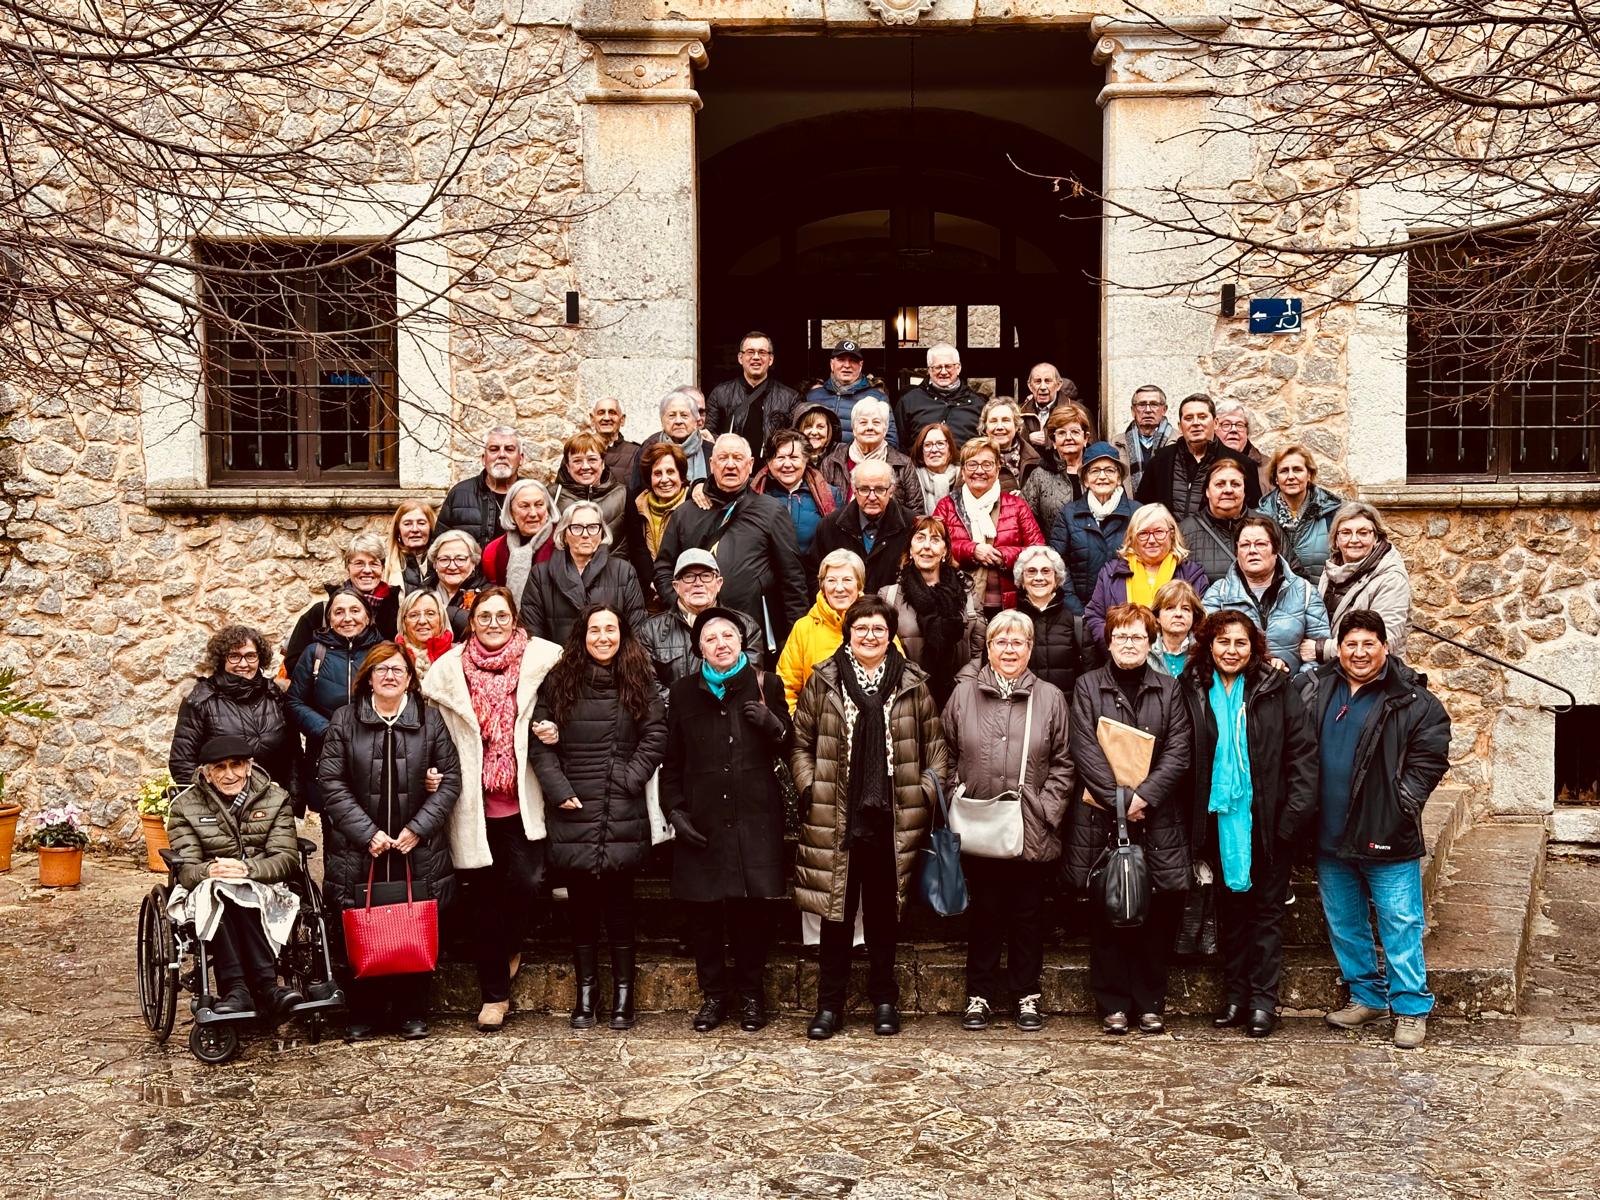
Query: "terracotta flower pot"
0 804 19 873
140 813 171 873
37 846 84 888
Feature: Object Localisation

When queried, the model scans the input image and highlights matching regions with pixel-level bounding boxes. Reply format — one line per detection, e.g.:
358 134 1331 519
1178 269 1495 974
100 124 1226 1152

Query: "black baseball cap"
830 340 863 360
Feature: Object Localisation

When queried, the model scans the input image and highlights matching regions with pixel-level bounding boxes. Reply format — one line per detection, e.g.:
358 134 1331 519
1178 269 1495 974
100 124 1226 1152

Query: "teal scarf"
701 653 749 699
1207 672 1254 892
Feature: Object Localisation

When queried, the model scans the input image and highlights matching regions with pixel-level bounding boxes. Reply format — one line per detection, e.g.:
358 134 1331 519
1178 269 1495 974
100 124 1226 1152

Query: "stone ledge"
143 486 447 514
1549 807 1600 845
1359 482 1600 509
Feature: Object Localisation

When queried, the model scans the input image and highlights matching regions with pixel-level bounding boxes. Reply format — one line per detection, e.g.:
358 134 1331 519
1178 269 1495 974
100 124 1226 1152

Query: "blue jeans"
1316 856 1433 1017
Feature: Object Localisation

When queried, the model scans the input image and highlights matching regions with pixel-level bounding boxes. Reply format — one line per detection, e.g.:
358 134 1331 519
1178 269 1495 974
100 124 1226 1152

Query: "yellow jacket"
777 593 848 712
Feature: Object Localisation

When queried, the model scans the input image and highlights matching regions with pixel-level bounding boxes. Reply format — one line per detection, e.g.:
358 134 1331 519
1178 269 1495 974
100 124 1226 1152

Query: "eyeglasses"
1216 419 1249 432
436 555 472 567
567 523 604 537
853 626 891 639
991 638 1031 651
1133 401 1165 410
856 485 892 497
965 461 997 473
739 349 772 358
1110 631 1150 643
1135 529 1170 542
225 651 259 665
370 664 410 678
476 612 514 626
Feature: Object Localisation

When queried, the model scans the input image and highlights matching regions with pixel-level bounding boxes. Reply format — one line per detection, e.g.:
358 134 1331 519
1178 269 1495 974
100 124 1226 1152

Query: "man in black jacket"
638 549 765 686
706 331 800 454
1305 609 1451 1050
435 426 523 551
1136 394 1260 519
811 459 913 592
653 435 809 655
896 343 986 446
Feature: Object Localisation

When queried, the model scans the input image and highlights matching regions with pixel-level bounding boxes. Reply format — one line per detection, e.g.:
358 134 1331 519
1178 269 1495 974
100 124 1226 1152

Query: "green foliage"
0 667 53 809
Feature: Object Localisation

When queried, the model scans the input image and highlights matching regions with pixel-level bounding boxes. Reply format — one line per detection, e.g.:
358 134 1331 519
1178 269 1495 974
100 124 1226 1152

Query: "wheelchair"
136 837 345 1064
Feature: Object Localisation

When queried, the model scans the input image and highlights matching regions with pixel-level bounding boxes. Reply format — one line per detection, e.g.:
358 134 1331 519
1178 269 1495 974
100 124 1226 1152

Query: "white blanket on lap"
167 879 301 956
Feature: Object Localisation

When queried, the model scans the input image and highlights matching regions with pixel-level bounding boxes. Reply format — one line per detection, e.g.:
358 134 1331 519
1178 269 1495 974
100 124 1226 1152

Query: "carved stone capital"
867 0 937 25
1090 15 1229 107
575 19 711 109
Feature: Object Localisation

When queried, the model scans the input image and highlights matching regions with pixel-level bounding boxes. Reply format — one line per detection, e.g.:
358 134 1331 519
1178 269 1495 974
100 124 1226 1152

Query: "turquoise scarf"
1207 672 1254 892
701 653 749 699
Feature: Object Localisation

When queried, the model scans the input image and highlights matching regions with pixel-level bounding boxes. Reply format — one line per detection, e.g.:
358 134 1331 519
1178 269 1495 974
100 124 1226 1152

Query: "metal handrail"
1412 623 1576 713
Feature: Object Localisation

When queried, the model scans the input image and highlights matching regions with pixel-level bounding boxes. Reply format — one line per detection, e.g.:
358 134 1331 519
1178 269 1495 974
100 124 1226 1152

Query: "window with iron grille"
200 241 399 485
1407 238 1600 481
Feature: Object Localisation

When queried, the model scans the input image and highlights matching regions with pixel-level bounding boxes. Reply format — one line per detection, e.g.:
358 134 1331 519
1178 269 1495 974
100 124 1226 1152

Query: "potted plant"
25 804 90 887
135 772 176 872
0 667 56 873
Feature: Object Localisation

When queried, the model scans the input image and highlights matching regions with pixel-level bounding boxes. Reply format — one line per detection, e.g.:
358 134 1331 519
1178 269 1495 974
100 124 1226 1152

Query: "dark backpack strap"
311 641 328 682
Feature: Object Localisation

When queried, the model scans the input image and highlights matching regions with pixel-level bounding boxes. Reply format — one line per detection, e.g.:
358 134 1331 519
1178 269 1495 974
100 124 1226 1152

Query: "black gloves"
742 699 786 740
668 810 709 850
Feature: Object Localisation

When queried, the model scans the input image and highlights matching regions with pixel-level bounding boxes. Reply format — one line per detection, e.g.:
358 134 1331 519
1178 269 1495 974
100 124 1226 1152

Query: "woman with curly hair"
169 625 298 793
530 604 668 1031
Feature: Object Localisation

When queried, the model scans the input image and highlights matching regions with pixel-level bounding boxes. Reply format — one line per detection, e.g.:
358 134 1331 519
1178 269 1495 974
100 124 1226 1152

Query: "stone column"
1092 16 1247 430
572 18 709 432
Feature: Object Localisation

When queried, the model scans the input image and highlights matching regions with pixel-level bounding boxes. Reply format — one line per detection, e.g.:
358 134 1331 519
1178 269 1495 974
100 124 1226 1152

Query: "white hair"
712 433 752 460
426 528 481 567
926 342 960 367
484 424 520 445
658 388 697 418
1012 544 1067 587
850 396 892 426
555 500 614 548
344 533 386 563
816 548 866 589
1214 398 1250 425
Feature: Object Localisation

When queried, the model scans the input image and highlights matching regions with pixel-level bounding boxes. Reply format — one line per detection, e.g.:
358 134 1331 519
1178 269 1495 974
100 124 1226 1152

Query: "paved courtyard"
3 857 1599 1200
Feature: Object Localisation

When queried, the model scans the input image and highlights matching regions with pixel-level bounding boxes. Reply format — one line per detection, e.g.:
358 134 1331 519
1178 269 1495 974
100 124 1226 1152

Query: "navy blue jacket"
1050 494 1138 614
803 378 895 447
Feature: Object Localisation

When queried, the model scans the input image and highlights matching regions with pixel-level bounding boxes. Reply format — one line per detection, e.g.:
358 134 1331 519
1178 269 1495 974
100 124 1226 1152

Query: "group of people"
162 333 1450 1048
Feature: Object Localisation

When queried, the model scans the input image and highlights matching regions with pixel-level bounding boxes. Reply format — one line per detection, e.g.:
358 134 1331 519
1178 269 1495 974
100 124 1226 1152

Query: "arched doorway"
698 28 1102 410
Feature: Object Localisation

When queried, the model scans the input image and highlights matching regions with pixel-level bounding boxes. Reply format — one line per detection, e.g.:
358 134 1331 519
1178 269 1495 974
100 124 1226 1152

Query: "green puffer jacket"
165 767 300 891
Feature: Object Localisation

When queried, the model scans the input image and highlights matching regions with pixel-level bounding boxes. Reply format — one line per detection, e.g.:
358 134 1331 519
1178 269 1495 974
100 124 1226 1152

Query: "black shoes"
609 944 637 1031
1213 1003 1247 1029
344 1022 377 1043
738 997 767 1032
807 1010 842 1040
269 985 305 1017
1102 1011 1129 1035
399 1018 429 1040
570 944 600 1030
693 998 726 1033
1138 1012 1165 1035
873 1003 901 1036
1246 1009 1277 1038
212 987 253 1015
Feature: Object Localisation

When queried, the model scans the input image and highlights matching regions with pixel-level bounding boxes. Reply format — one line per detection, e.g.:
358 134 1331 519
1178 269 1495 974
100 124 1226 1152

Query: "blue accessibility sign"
1248 298 1302 334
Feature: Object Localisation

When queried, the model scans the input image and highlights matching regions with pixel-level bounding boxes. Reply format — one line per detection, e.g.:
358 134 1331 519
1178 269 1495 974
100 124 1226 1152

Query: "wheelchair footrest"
287 994 345 1015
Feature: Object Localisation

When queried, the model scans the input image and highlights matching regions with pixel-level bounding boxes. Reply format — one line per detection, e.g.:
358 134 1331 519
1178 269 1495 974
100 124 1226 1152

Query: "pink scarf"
462 628 528 795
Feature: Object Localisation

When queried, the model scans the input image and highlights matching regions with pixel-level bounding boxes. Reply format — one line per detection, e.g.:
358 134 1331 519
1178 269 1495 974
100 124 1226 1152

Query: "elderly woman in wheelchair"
163 734 309 1019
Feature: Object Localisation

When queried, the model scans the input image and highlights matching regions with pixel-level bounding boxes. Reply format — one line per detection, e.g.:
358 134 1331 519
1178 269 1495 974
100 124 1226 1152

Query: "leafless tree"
0 0 590 440
1058 1 1600 399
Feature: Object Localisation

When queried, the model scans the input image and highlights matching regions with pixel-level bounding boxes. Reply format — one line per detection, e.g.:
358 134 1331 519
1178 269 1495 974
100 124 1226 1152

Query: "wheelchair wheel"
189 1023 239 1065
136 887 178 1041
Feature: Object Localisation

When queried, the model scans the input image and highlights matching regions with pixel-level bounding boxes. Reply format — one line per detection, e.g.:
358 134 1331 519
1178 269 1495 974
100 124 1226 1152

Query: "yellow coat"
777 593 847 712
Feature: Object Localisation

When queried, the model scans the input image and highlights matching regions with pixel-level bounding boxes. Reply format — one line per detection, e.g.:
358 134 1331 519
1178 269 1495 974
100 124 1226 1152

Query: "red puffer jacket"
933 492 1045 610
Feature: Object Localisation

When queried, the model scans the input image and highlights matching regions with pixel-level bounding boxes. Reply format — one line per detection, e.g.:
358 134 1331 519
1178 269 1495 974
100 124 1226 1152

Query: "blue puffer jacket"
1202 557 1331 670
802 378 896 448
286 623 384 810
1260 486 1343 585
1049 494 1138 614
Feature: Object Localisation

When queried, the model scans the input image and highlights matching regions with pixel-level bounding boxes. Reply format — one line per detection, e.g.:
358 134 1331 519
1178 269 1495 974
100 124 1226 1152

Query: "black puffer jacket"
1178 663 1319 871
283 582 399 676
531 664 668 876
1301 658 1451 862
1017 593 1089 696
661 665 791 902
316 696 464 912
1063 665 1194 893
517 546 647 646
169 672 297 792
435 470 506 552
638 606 765 689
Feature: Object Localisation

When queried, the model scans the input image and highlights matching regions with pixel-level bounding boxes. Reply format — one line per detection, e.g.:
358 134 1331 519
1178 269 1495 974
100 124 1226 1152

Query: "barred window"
1407 238 1600 481
200 241 399 485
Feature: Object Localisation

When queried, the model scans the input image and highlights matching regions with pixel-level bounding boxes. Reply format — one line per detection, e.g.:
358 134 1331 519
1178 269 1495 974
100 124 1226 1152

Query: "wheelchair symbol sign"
1248 298 1302 334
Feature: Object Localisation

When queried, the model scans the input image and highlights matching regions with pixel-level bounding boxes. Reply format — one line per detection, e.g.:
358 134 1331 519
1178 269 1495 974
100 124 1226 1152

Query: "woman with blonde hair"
1084 503 1208 643
384 501 436 592
777 548 866 711
396 589 455 678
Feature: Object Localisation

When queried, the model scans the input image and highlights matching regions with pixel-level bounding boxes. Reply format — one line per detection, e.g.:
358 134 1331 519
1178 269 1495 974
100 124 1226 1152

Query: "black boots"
609 944 636 1031
570 944 600 1030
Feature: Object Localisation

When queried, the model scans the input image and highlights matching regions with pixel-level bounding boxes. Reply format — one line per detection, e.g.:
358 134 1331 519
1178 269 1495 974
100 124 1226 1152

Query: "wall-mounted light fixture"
895 305 919 343
565 290 580 325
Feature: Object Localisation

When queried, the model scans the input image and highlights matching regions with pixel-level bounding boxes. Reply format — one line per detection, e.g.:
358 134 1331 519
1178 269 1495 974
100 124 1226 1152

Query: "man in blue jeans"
1307 609 1451 1048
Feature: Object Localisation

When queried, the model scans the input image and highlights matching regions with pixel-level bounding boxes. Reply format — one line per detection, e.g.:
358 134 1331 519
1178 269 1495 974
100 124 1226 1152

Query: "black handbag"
1089 786 1150 928
917 774 968 917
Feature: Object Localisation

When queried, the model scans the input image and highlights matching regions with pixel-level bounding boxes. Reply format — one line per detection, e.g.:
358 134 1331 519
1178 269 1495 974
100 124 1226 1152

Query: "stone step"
1421 783 1473 918
1423 818 1547 1018
1548 805 1600 846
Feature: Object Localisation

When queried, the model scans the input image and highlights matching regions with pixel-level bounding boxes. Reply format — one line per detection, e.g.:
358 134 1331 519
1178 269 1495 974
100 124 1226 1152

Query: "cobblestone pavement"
4 857 1600 1200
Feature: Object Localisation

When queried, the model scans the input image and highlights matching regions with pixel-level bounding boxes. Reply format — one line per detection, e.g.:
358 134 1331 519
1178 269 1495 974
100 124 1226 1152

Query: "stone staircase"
432 781 1548 1018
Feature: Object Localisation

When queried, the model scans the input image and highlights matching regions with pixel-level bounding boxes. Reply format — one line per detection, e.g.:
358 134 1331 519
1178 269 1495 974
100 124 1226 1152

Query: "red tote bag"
342 859 439 979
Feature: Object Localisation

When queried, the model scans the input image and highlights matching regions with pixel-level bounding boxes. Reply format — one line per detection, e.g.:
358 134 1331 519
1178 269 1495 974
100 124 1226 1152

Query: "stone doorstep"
1423 819 1549 1018
1549 806 1600 847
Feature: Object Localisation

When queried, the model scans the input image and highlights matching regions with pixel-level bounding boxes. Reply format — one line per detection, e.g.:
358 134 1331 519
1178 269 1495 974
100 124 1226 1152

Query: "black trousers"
686 899 771 1003
1215 851 1293 1011
209 900 278 997
817 835 900 1012
460 815 546 1003
347 973 432 1025
1088 891 1184 1016
566 871 637 949
964 857 1048 1003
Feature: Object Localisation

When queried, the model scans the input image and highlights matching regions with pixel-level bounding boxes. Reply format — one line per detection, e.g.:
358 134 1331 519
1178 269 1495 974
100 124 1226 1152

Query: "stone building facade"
0 0 1591 844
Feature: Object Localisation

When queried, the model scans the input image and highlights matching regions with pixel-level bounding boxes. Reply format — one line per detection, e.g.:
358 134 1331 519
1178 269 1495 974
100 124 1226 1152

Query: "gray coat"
1317 542 1413 660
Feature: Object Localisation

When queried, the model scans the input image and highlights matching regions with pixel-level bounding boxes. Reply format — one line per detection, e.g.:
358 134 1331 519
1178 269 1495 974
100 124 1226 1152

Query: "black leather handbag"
1089 786 1150 928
